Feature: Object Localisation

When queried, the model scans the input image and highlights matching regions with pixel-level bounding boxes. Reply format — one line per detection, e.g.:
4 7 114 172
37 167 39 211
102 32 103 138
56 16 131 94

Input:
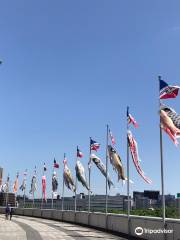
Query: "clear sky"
0 0 180 199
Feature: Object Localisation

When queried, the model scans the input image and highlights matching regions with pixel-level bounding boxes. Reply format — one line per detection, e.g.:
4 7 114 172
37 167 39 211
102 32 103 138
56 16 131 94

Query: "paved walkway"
0 215 127 240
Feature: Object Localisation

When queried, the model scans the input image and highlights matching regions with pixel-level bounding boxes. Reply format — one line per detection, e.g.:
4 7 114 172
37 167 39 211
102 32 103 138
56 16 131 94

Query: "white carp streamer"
75 160 89 190
90 153 114 189
63 164 76 192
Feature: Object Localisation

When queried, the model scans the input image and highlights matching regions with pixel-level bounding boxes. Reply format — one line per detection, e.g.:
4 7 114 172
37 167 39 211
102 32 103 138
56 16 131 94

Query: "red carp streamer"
162 126 179 146
160 109 180 146
127 130 152 184
42 175 46 201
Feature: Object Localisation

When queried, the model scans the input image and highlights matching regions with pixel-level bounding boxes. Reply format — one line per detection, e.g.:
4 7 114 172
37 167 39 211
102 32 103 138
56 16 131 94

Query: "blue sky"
1 0 180 199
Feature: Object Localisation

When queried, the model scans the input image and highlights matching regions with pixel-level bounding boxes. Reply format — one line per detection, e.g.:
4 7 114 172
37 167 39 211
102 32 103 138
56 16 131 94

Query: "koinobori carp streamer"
75 160 89 190
63 164 76 192
127 130 152 184
52 171 58 196
90 153 114 189
160 104 180 146
107 145 126 181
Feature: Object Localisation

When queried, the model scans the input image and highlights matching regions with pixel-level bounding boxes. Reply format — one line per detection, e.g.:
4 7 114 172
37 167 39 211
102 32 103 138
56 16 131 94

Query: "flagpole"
105 124 109 214
15 175 17 207
23 188 26 208
88 138 92 213
52 165 54 209
159 75 166 227
32 167 36 208
32 191 34 208
41 167 44 209
62 153 65 211
127 106 130 234
5 175 9 206
23 172 27 208
75 147 78 212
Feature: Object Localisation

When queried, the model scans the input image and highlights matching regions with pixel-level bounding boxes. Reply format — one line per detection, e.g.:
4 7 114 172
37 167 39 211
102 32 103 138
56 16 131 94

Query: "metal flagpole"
32 167 36 208
32 172 34 208
75 147 78 212
105 124 109 214
5 175 9 206
32 191 34 208
75 176 77 212
23 171 27 208
31 168 34 208
88 138 92 213
158 75 166 227
62 153 65 211
51 164 55 209
23 188 26 208
127 106 130 234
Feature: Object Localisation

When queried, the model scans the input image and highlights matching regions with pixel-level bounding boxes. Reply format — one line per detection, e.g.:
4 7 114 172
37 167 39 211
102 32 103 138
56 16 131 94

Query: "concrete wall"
75 211 88 225
62 210 75 223
1 207 180 240
89 212 106 229
107 214 128 234
129 216 165 240
23 208 33 217
52 210 63 221
41 209 53 219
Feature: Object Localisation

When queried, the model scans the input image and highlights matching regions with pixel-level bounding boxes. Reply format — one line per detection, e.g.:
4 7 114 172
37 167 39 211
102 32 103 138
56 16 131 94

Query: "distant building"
133 191 144 200
159 194 176 207
133 190 176 210
133 190 160 209
90 194 127 211
135 197 151 209
133 190 160 200
123 197 132 211
0 192 15 207
20 194 128 211
144 190 159 200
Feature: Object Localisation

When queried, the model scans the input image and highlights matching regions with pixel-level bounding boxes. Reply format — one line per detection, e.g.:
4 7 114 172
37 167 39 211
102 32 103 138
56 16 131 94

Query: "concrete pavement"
0 215 126 240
